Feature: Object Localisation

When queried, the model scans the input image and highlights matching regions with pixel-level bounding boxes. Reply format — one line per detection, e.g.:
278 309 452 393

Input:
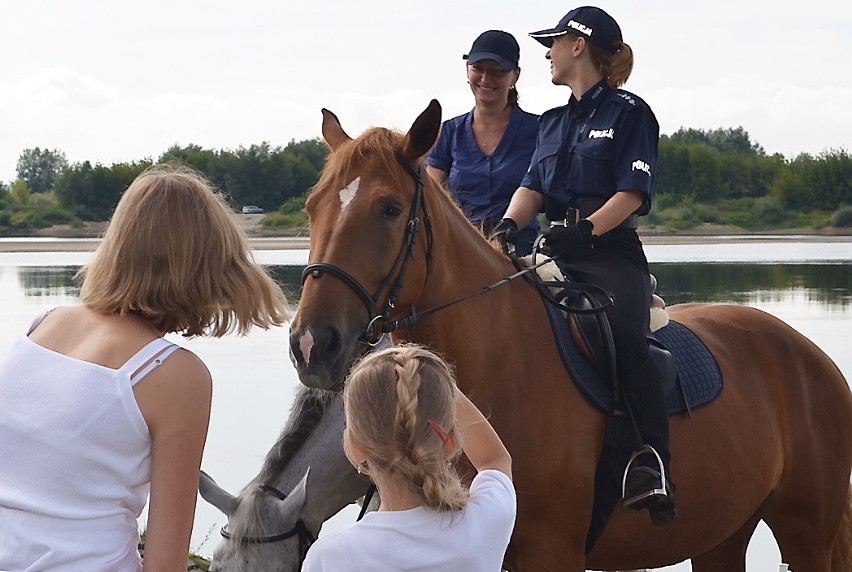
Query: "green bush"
8 205 78 229
261 211 308 229
833 204 852 227
750 196 789 227
278 195 306 215
691 202 722 224
10 210 47 228
654 205 701 229
652 192 687 210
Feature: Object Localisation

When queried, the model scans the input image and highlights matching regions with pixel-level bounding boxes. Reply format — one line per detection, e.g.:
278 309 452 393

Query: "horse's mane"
226 385 338 546
253 385 339 486
313 127 409 194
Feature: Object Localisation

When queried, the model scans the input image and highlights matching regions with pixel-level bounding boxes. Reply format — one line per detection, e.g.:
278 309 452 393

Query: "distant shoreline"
2 215 849 252
1 233 849 253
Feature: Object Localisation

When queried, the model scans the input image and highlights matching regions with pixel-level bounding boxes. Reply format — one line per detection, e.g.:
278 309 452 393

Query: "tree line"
1 126 850 231
656 127 850 210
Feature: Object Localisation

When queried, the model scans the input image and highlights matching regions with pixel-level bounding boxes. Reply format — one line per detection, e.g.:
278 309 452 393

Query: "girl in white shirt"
302 344 516 572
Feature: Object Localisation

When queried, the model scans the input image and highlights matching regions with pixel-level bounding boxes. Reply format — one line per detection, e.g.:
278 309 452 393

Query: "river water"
0 237 849 569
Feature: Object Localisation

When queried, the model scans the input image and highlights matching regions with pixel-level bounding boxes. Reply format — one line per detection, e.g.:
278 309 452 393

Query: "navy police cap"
529 6 622 52
463 30 520 72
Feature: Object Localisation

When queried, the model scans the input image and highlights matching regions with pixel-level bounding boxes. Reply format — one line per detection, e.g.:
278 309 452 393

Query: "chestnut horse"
288 100 852 571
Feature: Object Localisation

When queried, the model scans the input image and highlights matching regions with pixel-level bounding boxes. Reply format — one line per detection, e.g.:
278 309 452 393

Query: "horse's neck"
408 201 543 356
264 391 365 530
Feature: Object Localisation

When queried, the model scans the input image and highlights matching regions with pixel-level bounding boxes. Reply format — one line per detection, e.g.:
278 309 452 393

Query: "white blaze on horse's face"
338 177 360 219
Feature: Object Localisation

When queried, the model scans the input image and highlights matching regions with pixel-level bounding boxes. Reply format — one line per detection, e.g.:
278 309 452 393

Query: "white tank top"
0 310 180 571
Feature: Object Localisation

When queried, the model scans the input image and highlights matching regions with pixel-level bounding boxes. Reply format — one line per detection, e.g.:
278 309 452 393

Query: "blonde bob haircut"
78 164 289 336
343 344 469 512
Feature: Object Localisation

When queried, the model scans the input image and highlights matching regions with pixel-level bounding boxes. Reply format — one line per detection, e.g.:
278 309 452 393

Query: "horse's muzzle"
288 325 358 391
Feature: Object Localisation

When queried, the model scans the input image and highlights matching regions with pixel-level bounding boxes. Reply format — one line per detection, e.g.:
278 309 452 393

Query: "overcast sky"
2 0 850 183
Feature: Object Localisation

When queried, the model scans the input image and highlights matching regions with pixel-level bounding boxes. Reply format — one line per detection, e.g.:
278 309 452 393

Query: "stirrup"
622 445 670 510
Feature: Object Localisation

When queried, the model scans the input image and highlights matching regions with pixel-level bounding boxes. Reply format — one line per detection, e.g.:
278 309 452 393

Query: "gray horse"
198 386 373 571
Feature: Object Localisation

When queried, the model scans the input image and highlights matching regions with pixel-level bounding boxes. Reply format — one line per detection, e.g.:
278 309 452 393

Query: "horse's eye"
383 204 402 219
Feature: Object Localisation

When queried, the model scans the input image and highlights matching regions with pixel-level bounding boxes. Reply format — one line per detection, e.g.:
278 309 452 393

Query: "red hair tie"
427 419 450 444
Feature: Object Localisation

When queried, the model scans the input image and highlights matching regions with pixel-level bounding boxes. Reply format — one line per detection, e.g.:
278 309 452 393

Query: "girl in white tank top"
0 165 289 571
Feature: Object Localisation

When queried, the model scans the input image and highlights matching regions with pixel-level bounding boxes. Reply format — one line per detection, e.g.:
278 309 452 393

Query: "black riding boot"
620 356 677 525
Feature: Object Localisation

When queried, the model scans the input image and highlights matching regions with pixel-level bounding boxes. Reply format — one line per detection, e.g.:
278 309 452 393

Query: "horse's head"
198 387 370 571
199 469 313 572
289 100 442 390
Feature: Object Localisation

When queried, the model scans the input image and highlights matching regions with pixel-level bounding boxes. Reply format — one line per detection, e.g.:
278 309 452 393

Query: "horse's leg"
760 426 849 571
690 513 760 572
758 327 852 571
763 489 836 570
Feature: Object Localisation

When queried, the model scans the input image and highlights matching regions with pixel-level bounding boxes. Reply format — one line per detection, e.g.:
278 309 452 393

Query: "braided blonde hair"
343 344 469 512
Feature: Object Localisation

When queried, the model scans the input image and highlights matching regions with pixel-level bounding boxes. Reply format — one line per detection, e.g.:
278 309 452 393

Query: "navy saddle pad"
542 299 723 415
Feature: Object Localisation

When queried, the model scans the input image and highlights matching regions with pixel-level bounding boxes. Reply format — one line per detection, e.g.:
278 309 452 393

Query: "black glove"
490 218 518 246
540 219 595 259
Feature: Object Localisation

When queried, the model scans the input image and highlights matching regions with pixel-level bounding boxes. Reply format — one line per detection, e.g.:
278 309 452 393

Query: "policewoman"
493 6 675 525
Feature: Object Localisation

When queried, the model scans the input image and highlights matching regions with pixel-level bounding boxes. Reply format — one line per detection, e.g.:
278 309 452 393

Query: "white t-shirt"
302 469 516 572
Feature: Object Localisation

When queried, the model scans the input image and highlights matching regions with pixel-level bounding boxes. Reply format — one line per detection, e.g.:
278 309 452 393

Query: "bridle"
301 151 434 346
301 150 615 346
216 483 375 569
218 484 315 567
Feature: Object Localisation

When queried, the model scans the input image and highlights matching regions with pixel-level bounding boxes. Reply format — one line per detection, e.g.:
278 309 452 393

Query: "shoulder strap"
120 338 181 385
27 307 59 334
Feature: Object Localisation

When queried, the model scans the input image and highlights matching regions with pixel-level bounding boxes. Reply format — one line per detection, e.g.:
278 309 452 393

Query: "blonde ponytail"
606 41 634 88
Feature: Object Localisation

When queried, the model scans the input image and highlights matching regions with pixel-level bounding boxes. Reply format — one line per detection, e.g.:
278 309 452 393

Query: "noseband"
219 484 315 567
301 151 433 346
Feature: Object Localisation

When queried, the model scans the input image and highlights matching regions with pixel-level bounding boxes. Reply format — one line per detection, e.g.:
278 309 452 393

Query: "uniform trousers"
554 227 671 469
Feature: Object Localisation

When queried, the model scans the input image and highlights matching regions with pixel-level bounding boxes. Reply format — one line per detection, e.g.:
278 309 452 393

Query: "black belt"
549 208 638 230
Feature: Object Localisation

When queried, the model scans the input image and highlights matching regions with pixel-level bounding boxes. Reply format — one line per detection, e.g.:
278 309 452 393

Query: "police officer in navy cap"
492 6 676 525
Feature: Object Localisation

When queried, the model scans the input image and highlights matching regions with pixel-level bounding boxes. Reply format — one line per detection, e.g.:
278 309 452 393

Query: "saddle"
562 276 678 401
532 258 722 416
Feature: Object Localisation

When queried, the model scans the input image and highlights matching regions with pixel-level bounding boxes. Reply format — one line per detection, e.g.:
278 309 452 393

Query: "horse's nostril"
324 328 342 359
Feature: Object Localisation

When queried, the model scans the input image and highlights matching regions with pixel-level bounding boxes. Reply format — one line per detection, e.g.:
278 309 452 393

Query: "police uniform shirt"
520 79 659 217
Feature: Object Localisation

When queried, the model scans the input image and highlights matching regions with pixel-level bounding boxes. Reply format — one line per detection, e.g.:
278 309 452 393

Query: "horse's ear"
198 470 240 517
401 99 442 162
274 468 310 521
321 108 352 150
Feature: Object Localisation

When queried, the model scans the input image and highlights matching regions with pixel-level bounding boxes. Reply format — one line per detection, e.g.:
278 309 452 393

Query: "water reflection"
17 263 852 312
16 265 304 301
650 263 852 309
17 266 80 298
